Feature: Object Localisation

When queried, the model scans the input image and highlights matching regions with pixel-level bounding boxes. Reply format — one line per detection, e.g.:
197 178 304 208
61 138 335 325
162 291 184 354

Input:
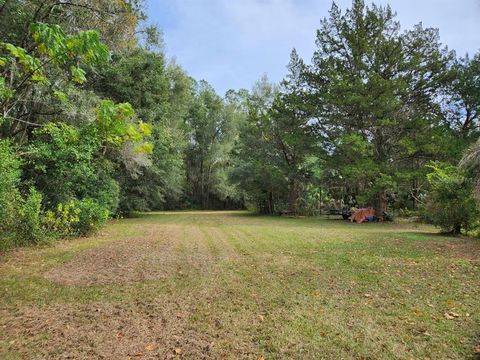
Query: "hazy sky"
145 0 480 95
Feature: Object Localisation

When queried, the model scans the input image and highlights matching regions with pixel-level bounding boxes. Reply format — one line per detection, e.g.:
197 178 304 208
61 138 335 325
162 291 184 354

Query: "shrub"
0 141 48 249
17 188 47 245
0 140 22 233
74 198 109 235
90 174 120 214
43 200 81 238
424 162 479 235
43 198 109 238
25 123 99 206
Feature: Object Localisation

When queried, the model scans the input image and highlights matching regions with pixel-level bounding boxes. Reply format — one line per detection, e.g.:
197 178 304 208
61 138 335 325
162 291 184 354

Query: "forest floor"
0 211 479 359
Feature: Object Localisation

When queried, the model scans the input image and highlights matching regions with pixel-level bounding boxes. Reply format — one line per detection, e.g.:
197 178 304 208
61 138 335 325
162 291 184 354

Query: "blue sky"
145 0 480 95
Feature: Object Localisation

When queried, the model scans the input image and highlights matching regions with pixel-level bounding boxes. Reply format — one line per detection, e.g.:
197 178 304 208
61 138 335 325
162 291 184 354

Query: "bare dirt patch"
44 225 184 286
43 224 231 286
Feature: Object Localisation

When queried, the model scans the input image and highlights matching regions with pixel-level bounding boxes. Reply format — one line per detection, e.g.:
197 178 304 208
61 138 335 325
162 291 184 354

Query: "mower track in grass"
1 211 479 359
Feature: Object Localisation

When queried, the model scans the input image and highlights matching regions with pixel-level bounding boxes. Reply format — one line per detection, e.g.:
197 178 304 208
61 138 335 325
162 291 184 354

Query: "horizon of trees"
1 0 479 250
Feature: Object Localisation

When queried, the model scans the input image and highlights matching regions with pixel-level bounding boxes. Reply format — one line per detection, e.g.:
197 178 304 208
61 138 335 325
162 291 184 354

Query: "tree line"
1 0 479 250
231 1 480 234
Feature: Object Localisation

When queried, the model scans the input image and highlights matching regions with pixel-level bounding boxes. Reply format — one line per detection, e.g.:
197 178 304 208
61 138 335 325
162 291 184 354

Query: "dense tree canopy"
232 1 479 226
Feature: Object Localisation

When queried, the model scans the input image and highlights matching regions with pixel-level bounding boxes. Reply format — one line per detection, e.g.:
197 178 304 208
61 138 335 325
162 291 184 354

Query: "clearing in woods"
0 211 479 359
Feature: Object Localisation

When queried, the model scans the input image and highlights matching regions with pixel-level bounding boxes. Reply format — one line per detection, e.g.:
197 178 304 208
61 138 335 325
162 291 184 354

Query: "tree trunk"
288 178 298 214
268 191 273 214
412 179 418 211
375 189 387 220
200 157 204 208
452 224 462 235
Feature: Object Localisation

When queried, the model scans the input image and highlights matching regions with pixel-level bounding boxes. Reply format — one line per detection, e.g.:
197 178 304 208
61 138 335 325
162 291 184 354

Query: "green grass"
0 211 479 359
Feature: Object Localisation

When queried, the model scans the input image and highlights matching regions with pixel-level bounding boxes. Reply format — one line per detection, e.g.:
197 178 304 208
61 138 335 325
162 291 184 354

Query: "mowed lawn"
0 212 479 359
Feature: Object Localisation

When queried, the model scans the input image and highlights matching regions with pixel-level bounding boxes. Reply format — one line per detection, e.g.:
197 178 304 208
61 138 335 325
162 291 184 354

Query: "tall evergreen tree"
304 0 452 215
270 49 319 212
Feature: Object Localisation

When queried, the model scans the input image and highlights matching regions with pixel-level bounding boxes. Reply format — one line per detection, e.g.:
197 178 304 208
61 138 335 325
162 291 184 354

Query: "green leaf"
0 77 14 100
138 121 152 137
53 90 68 102
134 142 154 154
70 65 86 84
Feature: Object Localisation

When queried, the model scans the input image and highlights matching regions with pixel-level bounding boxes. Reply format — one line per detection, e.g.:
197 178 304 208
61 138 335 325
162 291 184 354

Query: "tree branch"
4 116 43 127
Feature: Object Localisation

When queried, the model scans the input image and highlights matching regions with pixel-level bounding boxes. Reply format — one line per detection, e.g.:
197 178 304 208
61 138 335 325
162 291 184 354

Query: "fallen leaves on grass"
174 348 182 355
412 308 423 317
444 311 460 320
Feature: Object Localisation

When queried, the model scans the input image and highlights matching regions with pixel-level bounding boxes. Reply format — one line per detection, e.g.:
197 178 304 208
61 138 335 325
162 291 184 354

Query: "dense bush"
74 198 110 235
0 141 48 249
43 200 81 238
17 188 45 244
25 123 101 207
0 138 111 251
0 140 23 249
424 163 479 234
0 140 21 233
42 198 109 238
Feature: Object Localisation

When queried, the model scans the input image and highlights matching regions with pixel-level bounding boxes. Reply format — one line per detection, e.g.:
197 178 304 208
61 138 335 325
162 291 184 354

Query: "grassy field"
0 211 479 359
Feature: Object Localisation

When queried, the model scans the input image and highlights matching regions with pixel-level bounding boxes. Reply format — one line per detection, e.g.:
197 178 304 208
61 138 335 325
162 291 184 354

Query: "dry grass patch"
1 211 479 359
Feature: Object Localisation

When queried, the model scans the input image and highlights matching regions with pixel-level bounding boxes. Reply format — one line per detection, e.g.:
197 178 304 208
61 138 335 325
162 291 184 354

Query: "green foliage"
445 53 480 137
95 99 152 150
0 77 14 101
0 0 140 51
31 23 109 63
0 22 111 141
0 141 47 249
301 0 454 214
185 81 244 209
2 42 47 83
24 98 151 214
2 22 109 88
0 140 23 247
0 140 21 200
26 123 100 206
232 64 320 214
17 188 45 243
88 49 186 211
231 78 285 213
0 4 159 248
43 200 81 238
461 137 480 203
424 162 479 234
74 199 110 235
43 198 109 237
